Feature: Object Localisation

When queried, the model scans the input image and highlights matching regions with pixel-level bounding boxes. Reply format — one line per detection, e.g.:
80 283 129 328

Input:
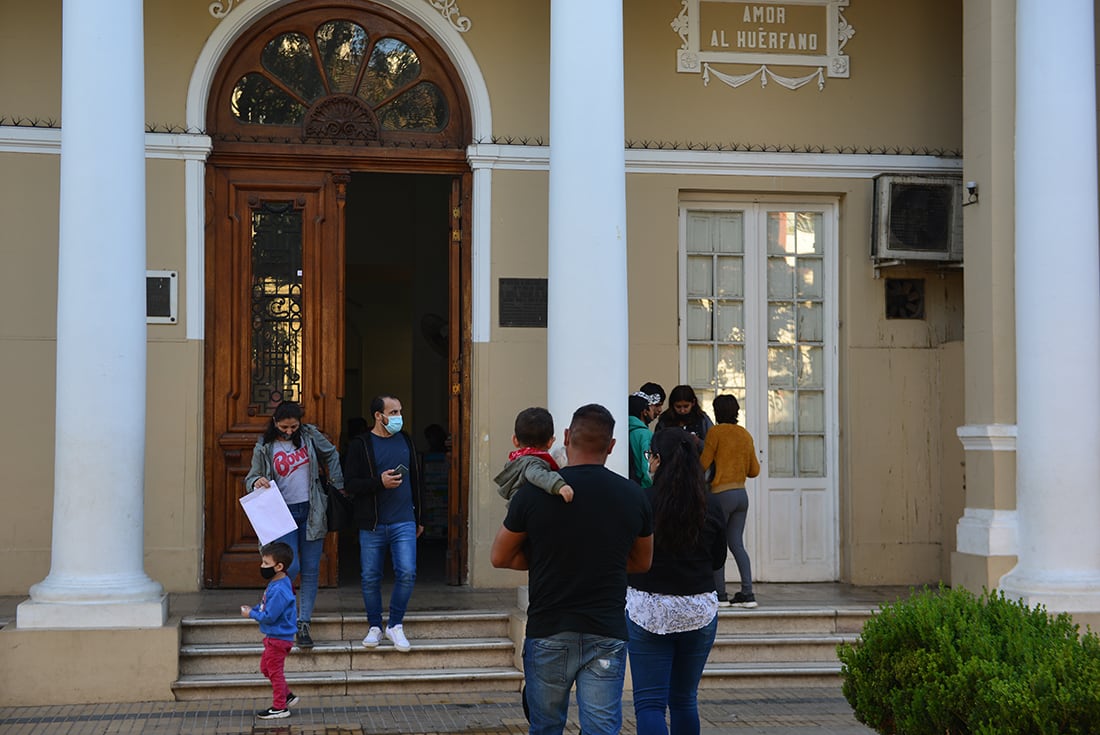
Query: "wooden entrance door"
203 166 346 588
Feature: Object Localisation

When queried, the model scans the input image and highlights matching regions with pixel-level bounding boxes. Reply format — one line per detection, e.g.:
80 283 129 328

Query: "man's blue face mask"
385 415 404 435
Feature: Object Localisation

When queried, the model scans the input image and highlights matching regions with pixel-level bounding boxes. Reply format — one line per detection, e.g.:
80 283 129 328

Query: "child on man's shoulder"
494 406 574 504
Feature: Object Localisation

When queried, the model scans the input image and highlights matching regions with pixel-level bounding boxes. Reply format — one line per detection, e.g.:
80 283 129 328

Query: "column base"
998 569 1100 614
16 595 167 629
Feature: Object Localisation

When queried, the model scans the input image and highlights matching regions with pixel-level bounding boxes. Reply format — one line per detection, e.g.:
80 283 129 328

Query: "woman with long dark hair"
626 428 727 735
245 402 344 648
655 385 713 447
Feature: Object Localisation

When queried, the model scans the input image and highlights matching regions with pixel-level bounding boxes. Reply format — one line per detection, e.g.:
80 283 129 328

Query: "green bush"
837 585 1100 734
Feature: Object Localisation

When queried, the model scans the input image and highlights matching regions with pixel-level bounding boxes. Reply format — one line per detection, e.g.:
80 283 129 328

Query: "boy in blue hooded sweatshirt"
240 541 300 719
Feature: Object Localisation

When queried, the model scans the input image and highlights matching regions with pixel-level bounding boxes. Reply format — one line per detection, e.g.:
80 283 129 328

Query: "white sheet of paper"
239 482 297 545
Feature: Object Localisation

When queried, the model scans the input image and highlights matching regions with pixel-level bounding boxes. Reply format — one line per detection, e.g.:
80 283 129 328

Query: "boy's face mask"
260 564 278 580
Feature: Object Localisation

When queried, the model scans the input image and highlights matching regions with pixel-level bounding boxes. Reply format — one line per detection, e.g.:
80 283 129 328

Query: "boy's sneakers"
731 592 758 608
362 626 383 647
716 596 732 608
295 621 314 648
385 624 411 652
286 692 300 707
256 707 290 719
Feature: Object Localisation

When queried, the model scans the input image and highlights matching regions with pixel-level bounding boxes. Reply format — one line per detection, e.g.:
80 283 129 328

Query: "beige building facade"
1 0 1098 704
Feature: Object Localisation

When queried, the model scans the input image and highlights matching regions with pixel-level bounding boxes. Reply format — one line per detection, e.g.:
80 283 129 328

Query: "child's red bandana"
508 447 559 471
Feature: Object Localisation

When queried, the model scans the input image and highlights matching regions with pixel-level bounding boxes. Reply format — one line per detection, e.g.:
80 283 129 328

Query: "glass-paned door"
681 201 838 581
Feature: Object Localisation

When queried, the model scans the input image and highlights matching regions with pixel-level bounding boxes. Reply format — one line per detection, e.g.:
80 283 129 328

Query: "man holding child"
491 403 653 735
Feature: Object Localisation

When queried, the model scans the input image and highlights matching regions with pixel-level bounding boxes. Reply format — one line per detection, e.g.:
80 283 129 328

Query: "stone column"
998 0 1100 612
18 0 165 628
547 0 629 473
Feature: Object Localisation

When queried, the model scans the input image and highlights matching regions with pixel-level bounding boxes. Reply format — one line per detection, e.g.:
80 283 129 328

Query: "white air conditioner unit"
872 174 963 263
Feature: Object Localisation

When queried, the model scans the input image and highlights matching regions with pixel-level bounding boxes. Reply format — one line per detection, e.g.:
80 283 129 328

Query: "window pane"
798 301 823 342
377 81 448 131
231 73 307 125
359 37 421 106
798 435 826 476
715 344 744 388
795 212 823 254
251 201 303 412
714 213 744 253
316 21 369 94
798 391 825 433
769 346 795 388
686 213 713 253
768 388 794 433
715 256 743 297
797 258 823 299
261 33 325 103
686 256 712 297
767 211 797 254
695 389 716 418
798 345 824 388
767 256 794 299
768 302 795 344
687 300 712 340
769 435 794 477
688 344 713 386
715 300 743 342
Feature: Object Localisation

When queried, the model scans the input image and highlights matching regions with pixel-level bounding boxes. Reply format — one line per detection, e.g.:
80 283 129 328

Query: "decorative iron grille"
250 200 303 413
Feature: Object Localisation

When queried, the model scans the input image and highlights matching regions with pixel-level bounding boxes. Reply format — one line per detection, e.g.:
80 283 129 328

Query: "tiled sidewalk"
0 687 874 735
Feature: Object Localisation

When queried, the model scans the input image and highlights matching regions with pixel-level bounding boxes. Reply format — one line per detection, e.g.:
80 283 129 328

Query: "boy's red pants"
260 637 294 708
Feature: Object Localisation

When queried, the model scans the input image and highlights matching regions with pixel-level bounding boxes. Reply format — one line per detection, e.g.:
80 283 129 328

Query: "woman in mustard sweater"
699 394 760 608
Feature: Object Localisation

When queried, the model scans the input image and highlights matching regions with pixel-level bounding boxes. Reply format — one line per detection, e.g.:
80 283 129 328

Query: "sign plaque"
672 0 854 90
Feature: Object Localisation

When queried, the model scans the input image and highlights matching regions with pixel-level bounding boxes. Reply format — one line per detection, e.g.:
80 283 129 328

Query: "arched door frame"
194 0 486 586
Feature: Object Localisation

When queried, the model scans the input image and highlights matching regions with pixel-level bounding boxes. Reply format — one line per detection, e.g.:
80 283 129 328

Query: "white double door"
680 198 838 582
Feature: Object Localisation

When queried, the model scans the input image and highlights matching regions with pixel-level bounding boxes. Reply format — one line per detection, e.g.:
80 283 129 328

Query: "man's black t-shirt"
503 463 653 641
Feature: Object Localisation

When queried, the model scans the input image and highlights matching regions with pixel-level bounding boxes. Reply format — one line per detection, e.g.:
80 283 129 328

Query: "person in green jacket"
628 393 655 487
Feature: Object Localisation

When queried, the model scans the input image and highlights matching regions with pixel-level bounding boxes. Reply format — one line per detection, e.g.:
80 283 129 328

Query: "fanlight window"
229 20 449 135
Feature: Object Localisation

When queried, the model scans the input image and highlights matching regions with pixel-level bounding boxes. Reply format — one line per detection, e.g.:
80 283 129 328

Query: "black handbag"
325 477 354 532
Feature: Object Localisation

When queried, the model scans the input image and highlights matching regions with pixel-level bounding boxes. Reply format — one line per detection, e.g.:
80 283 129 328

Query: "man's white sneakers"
385 624 411 652
362 626 383 647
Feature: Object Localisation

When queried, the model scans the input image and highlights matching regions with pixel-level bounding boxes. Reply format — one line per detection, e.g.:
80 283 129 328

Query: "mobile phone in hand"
393 464 409 478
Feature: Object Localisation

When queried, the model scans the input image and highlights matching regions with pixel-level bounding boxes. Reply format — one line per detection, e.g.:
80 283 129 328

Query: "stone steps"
172 609 522 700
171 603 875 699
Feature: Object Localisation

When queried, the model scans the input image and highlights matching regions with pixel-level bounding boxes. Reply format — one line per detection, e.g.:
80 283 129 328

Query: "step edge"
181 610 512 626
173 667 524 687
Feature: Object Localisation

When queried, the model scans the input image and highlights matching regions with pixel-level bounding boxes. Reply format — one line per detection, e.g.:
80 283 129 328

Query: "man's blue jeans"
359 522 417 628
522 631 628 735
274 501 324 623
625 615 718 735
